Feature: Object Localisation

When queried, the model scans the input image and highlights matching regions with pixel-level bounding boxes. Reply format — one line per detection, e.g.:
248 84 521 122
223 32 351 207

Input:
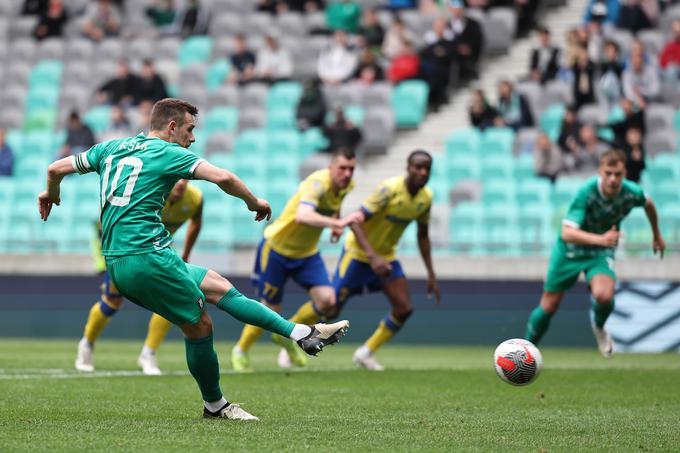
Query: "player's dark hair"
149 98 199 131
407 149 432 165
331 147 356 161
600 149 627 166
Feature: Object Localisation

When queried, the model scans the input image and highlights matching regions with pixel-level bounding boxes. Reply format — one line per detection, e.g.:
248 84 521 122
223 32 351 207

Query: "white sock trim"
289 324 313 341
204 397 228 413
141 345 155 356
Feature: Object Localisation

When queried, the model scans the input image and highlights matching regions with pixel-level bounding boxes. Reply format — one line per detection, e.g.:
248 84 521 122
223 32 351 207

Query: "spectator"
229 34 256 85
420 17 455 110
494 80 534 131
571 47 596 110
557 107 582 154
60 112 96 158
660 20 680 81
617 0 658 34
326 0 361 34
177 0 209 37
101 105 133 141
529 25 560 84
358 8 385 49
352 48 384 84
256 0 278 14
322 107 362 153
0 129 14 177
255 35 293 83
597 40 624 108
382 15 416 60
447 0 484 80
96 59 137 106
34 0 68 41
607 97 646 147
534 132 563 183
468 89 496 131
81 0 121 41
22 0 48 15
620 127 646 182
317 30 358 85
387 39 420 84
133 59 169 105
296 78 327 130
566 124 608 174
583 0 619 26
279 0 324 13
622 49 660 104
146 0 178 35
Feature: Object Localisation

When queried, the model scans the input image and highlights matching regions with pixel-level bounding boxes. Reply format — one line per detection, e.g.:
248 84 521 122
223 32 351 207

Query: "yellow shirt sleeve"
362 181 392 216
299 177 326 207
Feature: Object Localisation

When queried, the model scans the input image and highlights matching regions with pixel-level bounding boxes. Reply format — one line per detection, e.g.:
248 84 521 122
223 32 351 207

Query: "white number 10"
101 156 143 207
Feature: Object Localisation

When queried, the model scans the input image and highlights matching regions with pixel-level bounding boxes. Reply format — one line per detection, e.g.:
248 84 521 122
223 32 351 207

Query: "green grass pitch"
1 339 679 452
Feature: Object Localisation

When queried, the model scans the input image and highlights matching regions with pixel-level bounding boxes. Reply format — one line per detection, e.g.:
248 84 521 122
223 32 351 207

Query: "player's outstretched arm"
644 198 665 258
182 201 203 262
417 222 440 304
38 157 77 221
193 160 271 221
561 224 619 248
295 204 363 229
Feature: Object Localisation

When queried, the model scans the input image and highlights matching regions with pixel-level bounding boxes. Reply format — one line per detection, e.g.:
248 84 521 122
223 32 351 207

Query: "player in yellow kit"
295 150 441 370
75 179 203 375
231 148 361 372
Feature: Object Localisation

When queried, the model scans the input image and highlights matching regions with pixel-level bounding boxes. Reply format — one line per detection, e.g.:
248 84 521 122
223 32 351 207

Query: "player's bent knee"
103 295 123 309
201 270 233 305
592 289 614 305
394 306 413 323
181 312 213 339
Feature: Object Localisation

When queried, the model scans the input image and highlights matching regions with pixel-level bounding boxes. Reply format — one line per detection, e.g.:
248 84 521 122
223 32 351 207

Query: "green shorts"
106 247 209 325
544 250 617 293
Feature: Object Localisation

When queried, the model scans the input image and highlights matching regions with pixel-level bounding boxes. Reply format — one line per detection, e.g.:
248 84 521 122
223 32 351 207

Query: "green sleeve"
165 145 204 179
72 142 106 175
563 186 588 228
624 180 647 207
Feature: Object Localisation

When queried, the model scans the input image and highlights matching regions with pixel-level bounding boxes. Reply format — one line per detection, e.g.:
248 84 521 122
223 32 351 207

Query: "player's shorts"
544 249 617 293
101 271 122 299
106 247 209 325
251 239 331 305
332 247 405 307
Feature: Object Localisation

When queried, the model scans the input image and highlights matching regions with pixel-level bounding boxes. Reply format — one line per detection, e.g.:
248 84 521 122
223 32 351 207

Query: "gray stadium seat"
401 10 434 37
65 38 94 61
8 39 36 63
239 83 268 110
646 103 676 132
155 59 180 88
0 18 9 42
238 106 266 131
157 38 181 61
126 39 154 61
96 39 124 62
0 110 24 129
304 11 327 31
541 80 573 111
63 61 92 87
644 131 677 157
360 83 393 108
660 79 680 108
0 0 20 17
484 8 516 55
210 13 246 37
638 30 665 57
205 132 235 155
180 63 208 90
362 107 395 154
59 86 91 115
5 62 32 87
211 38 235 61
577 104 607 125
9 15 38 40
514 127 539 155
278 13 307 38
605 28 634 54
207 85 239 109
180 85 208 110
212 0 252 15
36 38 65 61
515 81 542 119
247 13 275 37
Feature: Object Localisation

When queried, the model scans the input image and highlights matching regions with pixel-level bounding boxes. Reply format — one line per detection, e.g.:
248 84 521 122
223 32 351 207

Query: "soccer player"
232 148 361 372
39 98 349 420
75 179 203 375
305 150 441 370
524 149 665 357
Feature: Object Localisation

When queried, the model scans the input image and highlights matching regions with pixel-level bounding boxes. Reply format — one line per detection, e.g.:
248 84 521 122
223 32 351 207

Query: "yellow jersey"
344 176 432 262
161 183 203 235
264 169 355 259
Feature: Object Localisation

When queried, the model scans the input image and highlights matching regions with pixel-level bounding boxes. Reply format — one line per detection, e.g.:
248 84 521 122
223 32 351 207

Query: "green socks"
525 306 553 345
591 297 615 328
185 334 222 403
216 288 295 338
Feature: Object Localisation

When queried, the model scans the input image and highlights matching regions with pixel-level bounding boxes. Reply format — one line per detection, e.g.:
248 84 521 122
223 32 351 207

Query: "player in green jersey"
38 98 349 421
524 149 665 357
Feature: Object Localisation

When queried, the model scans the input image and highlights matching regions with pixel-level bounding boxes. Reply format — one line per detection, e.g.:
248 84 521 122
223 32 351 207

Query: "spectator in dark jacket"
296 79 327 130
607 97 646 147
620 127 646 182
529 25 560 84
229 34 256 85
0 128 14 177
96 59 137 106
468 89 496 131
420 17 454 110
358 8 384 49
557 107 582 154
352 48 384 84
178 0 209 37
494 80 534 130
447 0 484 80
322 107 362 153
133 59 169 105
34 0 68 40
60 112 96 158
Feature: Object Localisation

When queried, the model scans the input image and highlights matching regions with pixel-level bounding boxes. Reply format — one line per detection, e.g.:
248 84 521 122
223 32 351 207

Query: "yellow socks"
289 301 322 325
143 314 172 351
236 324 265 352
365 315 403 353
83 299 120 344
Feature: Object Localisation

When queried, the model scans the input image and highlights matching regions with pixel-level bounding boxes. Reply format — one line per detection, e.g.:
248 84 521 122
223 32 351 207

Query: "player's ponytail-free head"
150 98 199 132
407 149 432 166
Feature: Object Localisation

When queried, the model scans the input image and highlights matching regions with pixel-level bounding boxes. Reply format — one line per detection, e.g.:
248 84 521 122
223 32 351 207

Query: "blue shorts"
252 239 331 305
332 248 405 307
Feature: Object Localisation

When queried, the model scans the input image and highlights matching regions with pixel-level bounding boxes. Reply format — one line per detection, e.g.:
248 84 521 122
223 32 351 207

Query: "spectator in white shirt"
623 48 659 104
255 35 293 83
318 30 359 85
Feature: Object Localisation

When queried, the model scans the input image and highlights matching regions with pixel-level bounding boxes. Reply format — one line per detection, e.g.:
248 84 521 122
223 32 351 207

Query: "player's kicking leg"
353 276 412 371
524 291 564 345
76 273 123 372
137 313 172 375
588 274 616 358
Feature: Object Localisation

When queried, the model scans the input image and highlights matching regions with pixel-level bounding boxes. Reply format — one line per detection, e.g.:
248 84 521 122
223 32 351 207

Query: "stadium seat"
480 155 514 180
552 178 584 211
179 36 213 68
391 80 429 128
239 83 268 110
301 127 328 155
447 154 480 182
204 106 239 136
480 127 515 157
207 85 239 109
23 131 57 157
206 59 231 92
445 128 481 156
83 106 112 134
266 107 296 130
362 107 395 153
25 85 60 112
23 109 56 132
646 104 675 132
268 129 302 157
233 129 268 156
204 132 235 155
517 178 552 205
513 152 536 181
266 81 303 111
539 104 565 137
449 202 484 254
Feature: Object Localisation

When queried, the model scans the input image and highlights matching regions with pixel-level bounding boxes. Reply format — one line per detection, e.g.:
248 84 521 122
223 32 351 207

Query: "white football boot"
75 338 94 372
203 403 260 421
352 345 384 371
591 323 614 358
137 351 162 375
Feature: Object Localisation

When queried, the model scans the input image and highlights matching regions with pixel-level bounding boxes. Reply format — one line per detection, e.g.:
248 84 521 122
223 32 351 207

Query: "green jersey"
71 133 203 257
557 177 647 259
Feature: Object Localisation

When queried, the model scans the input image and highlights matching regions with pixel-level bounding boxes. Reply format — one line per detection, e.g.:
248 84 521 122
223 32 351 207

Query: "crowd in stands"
468 0 680 185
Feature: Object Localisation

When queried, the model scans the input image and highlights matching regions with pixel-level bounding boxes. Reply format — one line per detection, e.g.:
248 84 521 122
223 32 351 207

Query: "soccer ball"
493 339 543 386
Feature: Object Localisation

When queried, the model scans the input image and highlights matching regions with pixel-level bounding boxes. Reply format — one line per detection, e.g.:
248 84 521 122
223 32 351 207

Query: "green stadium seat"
197 221 234 252
25 86 60 112
391 80 429 128
482 180 516 205
204 107 239 135
513 153 535 180
178 36 213 67
517 178 552 205
206 59 231 91
266 81 303 110
189 129 206 157
428 178 450 204
15 156 48 179
622 208 653 256
539 104 565 136
29 60 63 88
232 154 267 192
234 129 268 156
552 177 584 210
268 129 302 156
301 127 328 155
23 131 56 157
326 104 365 126
480 127 515 157
0 180 14 206
445 128 481 156
23 110 57 132
266 154 300 181
6 129 24 154
84 106 112 134
449 202 484 253
209 152 234 170
518 203 555 255
231 210 264 246
447 154 480 182
480 155 514 180
673 108 680 132
266 107 296 130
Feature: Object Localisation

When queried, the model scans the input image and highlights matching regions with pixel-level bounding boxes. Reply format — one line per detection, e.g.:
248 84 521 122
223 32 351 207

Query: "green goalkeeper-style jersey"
71 133 204 257
557 176 647 259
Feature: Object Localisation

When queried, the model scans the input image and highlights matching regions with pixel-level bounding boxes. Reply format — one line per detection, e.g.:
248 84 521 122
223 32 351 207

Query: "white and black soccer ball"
493 339 543 386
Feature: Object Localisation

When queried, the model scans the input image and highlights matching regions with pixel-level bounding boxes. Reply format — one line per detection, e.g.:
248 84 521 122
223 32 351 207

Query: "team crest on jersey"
197 297 204 310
